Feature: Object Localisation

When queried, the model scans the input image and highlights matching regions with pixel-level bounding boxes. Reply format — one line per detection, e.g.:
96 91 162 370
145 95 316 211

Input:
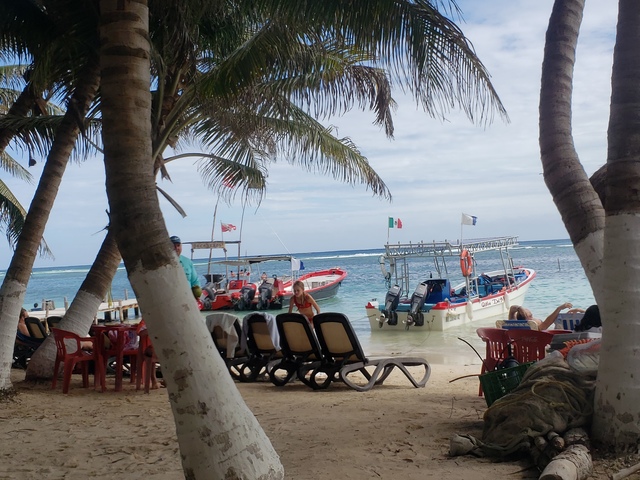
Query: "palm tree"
0 65 53 252
99 1 507 477
0 0 101 390
539 0 640 450
24 10 400 380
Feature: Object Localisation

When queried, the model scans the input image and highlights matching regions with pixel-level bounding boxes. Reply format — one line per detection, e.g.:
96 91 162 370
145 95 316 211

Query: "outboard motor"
201 284 217 310
381 284 401 327
236 285 256 311
405 282 430 328
257 282 274 310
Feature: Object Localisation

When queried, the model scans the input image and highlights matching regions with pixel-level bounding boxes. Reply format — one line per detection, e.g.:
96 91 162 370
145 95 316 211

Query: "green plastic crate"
480 362 534 407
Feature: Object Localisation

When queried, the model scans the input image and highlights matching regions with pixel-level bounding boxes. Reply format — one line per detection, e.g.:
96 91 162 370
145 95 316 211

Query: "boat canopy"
212 255 294 266
380 236 521 298
383 236 519 259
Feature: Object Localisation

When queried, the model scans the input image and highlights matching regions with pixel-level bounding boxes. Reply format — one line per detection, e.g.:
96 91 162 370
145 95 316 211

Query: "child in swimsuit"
288 280 320 326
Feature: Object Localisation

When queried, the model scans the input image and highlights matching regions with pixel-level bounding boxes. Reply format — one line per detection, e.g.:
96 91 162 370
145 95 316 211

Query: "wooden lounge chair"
312 312 431 392
206 312 249 381
270 313 324 387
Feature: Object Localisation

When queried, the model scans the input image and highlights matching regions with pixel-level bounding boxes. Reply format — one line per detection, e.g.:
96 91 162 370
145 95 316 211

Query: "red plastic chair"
96 326 139 392
51 328 99 394
506 329 554 363
135 328 158 393
476 327 511 396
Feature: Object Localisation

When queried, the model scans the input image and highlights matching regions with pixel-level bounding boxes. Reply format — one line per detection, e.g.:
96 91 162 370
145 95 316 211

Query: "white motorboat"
365 236 536 332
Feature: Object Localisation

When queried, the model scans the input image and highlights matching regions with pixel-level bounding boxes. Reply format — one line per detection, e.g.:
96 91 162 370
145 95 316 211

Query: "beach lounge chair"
270 313 324 387
13 332 43 369
46 315 63 331
25 317 48 340
312 312 431 392
206 312 249 381
495 319 540 330
238 313 283 382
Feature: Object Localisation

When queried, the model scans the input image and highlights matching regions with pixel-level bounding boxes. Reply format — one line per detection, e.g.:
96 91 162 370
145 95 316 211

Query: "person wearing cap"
170 236 202 299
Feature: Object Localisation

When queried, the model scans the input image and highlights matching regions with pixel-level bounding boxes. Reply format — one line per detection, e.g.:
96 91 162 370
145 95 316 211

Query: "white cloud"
0 0 618 268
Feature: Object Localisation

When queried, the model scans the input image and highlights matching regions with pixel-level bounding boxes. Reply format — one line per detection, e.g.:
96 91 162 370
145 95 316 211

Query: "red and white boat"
186 244 347 311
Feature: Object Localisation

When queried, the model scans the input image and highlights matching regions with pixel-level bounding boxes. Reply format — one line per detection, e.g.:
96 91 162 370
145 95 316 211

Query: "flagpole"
207 196 220 276
238 193 247 261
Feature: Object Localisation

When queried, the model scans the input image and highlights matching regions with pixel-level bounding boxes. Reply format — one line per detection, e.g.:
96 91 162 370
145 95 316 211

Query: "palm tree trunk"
539 0 605 302
24 229 121 380
99 1 283 477
0 83 40 155
0 59 100 390
592 0 640 449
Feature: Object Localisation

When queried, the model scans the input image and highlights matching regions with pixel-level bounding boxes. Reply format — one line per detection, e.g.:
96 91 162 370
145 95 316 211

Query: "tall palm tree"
24 9 400 380
0 65 53 252
0 0 102 390
100 1 508 477
539 0 640 450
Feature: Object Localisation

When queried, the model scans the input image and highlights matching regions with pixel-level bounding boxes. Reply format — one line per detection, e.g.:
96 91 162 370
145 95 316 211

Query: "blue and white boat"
365 236 536 331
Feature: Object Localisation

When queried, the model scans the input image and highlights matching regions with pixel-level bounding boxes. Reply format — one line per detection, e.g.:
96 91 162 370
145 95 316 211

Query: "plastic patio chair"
51 328 99 394
476 327 512 396
505 329 554 363
135 328 158 393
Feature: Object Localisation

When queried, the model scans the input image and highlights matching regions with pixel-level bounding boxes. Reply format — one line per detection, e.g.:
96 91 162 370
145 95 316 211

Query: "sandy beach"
0 363 627 480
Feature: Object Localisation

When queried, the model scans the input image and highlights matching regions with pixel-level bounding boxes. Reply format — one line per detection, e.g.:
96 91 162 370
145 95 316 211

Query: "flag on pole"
461 213 477 226
291 257 305 271
221 222 236 232
388 217 403 229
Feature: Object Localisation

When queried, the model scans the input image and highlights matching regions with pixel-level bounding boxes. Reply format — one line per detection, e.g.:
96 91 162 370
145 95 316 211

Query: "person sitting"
18 308 30 336
573 304 601 333
260 272 268 284
509 302 574 330
288 280 320 326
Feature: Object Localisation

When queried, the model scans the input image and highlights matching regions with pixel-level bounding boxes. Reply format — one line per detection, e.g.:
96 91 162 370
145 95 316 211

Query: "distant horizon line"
3 238 573 273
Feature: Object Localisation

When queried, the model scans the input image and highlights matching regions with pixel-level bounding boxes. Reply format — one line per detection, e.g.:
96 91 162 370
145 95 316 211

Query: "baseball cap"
170 235 181 244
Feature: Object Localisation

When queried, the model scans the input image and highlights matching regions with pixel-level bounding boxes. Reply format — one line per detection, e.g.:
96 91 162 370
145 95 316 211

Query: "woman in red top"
288 280 320 326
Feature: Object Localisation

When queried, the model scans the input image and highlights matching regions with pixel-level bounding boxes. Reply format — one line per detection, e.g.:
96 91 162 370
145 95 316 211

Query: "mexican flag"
388 217 403 229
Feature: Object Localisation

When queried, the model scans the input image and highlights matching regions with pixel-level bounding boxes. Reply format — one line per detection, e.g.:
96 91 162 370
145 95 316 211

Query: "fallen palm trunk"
539 444 592 480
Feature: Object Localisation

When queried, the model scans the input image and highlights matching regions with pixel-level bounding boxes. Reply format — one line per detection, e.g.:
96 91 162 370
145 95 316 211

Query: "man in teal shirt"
171 236 202 299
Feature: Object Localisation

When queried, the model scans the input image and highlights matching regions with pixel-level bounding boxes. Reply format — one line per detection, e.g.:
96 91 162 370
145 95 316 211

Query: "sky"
1 0 619 269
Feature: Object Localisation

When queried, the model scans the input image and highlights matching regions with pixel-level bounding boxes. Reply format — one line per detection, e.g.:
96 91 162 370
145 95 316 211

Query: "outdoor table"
91 323 139 392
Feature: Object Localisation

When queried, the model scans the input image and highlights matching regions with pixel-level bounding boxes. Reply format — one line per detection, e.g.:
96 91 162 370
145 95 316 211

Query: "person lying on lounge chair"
509 303 574 330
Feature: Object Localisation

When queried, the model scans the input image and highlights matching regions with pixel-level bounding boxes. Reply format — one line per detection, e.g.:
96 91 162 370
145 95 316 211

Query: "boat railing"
383 236 519 259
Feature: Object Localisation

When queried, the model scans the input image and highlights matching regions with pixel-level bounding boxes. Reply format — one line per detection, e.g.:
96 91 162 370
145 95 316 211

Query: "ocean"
9 238 595 365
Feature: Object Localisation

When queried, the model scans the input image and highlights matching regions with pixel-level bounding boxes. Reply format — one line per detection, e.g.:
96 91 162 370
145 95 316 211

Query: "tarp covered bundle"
451 355 595 465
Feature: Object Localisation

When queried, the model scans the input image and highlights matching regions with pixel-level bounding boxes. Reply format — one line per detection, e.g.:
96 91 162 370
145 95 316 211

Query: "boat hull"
281 268 347 303
366 269 535 332
200 268 347 311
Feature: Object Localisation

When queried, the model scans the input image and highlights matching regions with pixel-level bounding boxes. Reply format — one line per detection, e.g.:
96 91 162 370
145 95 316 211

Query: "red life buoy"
460 249 473 277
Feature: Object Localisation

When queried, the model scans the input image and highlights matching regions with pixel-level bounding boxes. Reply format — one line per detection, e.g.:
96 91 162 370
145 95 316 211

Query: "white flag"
291 257 301 271
461 213 477 226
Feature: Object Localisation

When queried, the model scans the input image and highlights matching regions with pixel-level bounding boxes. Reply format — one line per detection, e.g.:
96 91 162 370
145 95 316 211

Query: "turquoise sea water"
6 238 594 364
